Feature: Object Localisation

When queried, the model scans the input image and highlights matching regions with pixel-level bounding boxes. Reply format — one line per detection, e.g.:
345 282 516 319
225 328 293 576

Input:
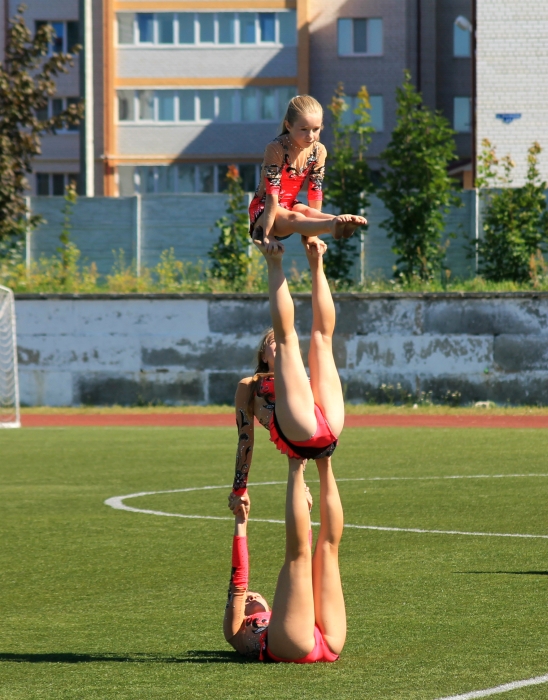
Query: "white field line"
434 673 548 699
104 475 548 539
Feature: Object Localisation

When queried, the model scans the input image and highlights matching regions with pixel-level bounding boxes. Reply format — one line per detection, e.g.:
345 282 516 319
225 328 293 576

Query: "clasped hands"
228 491 250 520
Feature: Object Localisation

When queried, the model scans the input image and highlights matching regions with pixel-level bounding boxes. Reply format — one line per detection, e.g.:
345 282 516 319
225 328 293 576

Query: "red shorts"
269 404 338 461
260 624 339 664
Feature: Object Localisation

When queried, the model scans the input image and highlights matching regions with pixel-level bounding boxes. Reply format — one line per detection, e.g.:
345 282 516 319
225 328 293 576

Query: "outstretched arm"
223 495 250 644
231 380 255 497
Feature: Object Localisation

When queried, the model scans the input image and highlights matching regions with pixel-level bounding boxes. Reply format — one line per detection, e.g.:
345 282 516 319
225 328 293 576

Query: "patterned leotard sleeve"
261 140 286 196
308 142 327 202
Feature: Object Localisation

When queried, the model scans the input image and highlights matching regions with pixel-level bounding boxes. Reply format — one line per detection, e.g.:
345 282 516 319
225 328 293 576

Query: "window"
117 13 134 44
239 164 258 192
118 163 260 195
117 12 296 46
217 90 234 121
36 97 81 131
369 95 384 132
158 164 177 192
35 20 79 53
66 97 80 131
454 97 471 132
158 13 174 44
177 164 195 192
118 166 136 197
198 13 214 42
259 13 276 42
36 103 49 122
116 86 295 123
138 13 154 43
279 11 296 45
278 86 297 114
36 173 78 196
197 91 214 120
340 94 384 131
158 91 175 121
52 98 63 117
454 22 471 57
259 88 277 120
118 90 135 121
338 18 383 56
117 163 261 197
179 91 195 120
138 90 154 120
241 88 257 121
218 13 235 43
36 173 50 196
198 165 214 193
240 13 256 43
52 173 66 196
51 22 64 53
67 21 79 51
178 13 195 43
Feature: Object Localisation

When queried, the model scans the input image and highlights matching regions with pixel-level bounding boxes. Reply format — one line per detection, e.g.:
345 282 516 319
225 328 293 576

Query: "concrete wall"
14 293 548 406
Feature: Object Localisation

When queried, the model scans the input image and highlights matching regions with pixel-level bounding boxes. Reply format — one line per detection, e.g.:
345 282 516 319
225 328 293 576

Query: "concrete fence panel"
13 293 548 407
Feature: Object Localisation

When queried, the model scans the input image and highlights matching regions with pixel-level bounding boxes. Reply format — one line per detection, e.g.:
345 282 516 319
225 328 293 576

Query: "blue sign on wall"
496 113 522 124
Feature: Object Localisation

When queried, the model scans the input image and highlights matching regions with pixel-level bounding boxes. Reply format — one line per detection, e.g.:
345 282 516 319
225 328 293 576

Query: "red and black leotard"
249 135 327 238
232 376 337 495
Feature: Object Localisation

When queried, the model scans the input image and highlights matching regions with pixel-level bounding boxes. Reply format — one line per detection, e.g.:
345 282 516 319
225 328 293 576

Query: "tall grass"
3 244 548 294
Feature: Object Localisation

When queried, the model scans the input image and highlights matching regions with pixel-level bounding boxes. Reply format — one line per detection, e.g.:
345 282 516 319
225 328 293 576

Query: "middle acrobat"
248 93 367 253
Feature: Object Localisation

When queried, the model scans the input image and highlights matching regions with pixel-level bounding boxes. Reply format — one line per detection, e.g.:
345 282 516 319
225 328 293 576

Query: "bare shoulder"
316 141 327 159
264 138 284 159
235 376 254 406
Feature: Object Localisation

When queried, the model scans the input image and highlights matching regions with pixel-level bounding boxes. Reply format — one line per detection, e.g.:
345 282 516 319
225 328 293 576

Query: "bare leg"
292 203 334 221
262 248 317 441
304 240 345 437
268 459 316 659
312 456 346 654
253 208 366 242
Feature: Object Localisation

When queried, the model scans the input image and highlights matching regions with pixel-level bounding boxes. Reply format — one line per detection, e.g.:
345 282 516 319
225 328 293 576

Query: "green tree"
378 71 459 282
0 5 83 248
209 165 250 289
324 83 374 285
475 139 548 282
56 180 80 287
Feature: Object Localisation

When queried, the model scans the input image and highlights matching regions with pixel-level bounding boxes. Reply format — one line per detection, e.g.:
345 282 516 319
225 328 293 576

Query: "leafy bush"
209 165 252 290
476 139 548 282
324 83 374 285
378 71 460 282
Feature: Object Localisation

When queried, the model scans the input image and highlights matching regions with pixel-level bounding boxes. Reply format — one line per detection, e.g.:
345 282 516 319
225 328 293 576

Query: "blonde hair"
278 94 323 136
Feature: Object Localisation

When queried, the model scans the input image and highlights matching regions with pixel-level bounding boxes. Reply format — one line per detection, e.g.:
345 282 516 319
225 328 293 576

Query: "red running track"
21 414 548 429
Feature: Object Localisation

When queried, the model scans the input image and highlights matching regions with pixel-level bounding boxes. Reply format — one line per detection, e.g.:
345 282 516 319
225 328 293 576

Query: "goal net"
0 285 20 428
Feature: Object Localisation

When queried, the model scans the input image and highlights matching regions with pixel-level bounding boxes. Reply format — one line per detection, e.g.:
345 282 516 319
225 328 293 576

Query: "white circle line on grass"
104 476 548 539
433 672 548 699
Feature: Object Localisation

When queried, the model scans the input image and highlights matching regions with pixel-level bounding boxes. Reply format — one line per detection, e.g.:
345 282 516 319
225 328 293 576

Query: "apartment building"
3 1 543 195
108 0 303 197
309 0 473 184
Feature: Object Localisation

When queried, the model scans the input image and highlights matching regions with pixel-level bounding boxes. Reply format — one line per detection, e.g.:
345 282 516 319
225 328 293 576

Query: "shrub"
209 165 251 290
378 71 460 282
476 139 548 282
324 83 374 285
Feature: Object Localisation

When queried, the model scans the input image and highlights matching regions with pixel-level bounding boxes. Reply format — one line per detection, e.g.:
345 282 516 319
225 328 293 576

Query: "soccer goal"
0 285 20 428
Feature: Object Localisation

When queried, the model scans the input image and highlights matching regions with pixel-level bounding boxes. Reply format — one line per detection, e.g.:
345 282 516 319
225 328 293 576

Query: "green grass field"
1 427 547 699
